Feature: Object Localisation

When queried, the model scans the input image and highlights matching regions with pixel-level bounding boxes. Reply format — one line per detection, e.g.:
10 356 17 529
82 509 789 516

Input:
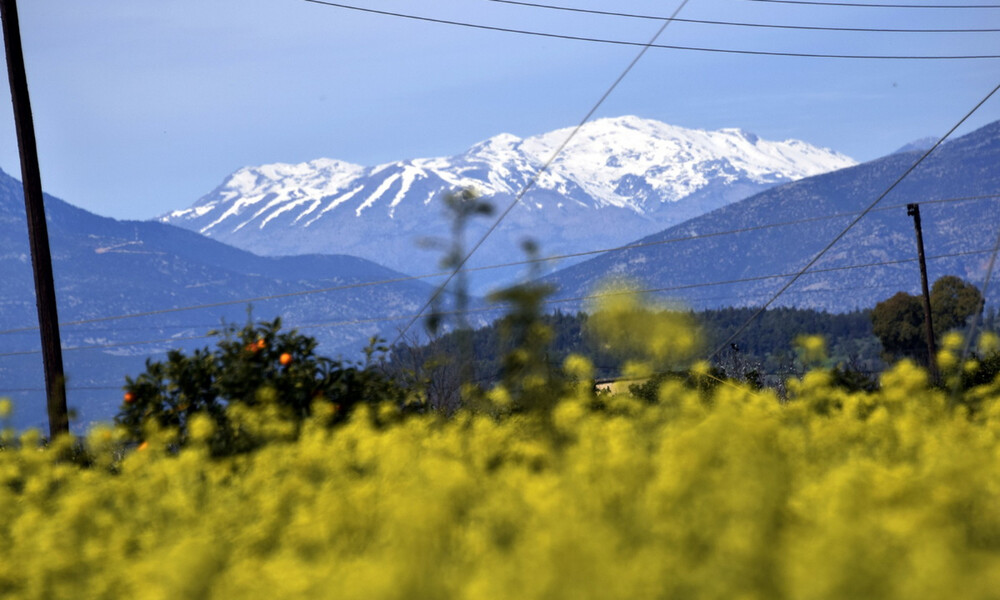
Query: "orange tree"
116 318 403 455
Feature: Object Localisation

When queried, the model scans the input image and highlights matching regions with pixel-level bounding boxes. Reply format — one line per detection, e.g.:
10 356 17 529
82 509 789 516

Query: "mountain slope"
160 116 855 290
542 120 1000 313
0 169 435 430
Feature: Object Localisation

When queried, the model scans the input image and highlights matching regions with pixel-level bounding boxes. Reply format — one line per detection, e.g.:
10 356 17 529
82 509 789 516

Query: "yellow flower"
978 332 999 355
795 334 827 364
941 331 964 351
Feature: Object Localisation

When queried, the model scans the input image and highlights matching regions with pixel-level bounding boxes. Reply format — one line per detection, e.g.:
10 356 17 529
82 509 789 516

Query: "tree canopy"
871 275 983 364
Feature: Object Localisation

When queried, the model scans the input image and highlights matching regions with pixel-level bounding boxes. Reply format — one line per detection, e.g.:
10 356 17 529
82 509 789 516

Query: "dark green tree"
871 275 984 364
871 291 926 363
116 318 403 455
930 275 984 337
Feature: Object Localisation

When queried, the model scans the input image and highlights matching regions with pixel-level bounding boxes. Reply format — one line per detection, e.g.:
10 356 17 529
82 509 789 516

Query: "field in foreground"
2 353 1000 600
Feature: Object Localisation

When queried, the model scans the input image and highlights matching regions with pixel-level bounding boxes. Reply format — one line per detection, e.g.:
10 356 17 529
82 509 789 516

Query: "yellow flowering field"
2 353 1000 600
3 288 1000 600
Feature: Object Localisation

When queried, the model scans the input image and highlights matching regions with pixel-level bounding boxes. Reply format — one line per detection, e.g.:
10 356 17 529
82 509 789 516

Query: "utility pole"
1 0 69 436
907 203 938 380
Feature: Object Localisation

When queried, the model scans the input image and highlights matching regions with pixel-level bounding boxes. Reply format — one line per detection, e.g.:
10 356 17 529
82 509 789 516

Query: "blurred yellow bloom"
563 354 594 380
937 349 958 372
795 334 827 364
0 311 998 600
979 332 999 355
941 331 964 351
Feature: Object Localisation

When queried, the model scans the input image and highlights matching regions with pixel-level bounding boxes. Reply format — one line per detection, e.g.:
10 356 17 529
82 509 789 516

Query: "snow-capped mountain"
161 116 855 292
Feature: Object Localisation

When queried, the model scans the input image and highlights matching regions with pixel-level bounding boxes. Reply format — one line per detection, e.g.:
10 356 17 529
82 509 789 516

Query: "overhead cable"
2 272 989 396
0 247 991 360
957 224 1000 367
0 193 995 339
485 0 1000 32
707 80 1000 361
737 0 1000 8
302 0 1000 59
385 0 694 348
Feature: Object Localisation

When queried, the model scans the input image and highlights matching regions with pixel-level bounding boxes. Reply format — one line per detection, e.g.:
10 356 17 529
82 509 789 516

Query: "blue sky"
1 0 998 220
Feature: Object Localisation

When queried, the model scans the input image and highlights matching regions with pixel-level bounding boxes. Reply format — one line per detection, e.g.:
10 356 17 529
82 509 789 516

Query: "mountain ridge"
541 120 1000 314
160 116 856 290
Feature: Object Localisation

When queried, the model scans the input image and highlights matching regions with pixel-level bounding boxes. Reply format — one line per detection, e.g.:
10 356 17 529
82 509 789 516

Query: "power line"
708 80 1000 361
546 248 995 308
680 276 948 306
302 1 1000 59
386 0 694 348
0 332 216 358
6 267 995 396
957 224 1000 367
62 272 994 346
0 270 450 336
499 193 1000 267
485 0 1000 32
0 247 991 360
0 192 995 340
736 0 1000 8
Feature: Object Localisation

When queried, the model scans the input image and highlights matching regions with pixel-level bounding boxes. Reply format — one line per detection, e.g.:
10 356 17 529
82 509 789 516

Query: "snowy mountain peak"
160 117 856 282
515 117 854 209
719 128 760 144
462 133 528 166
470 132 522 150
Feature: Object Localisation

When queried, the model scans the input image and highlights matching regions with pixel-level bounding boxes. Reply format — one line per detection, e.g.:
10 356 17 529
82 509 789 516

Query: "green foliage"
872 291 926 362
115 318 403 454
392 305 878 394
627 368 723 403
486 262 568 415
828 364 880 393
938 332 1000 413
488 240 590 416
930 274 985 335
871 275 984 364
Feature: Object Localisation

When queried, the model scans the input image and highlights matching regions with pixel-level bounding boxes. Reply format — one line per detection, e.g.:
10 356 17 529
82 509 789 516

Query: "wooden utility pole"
907 203 938 380
1 0 69 436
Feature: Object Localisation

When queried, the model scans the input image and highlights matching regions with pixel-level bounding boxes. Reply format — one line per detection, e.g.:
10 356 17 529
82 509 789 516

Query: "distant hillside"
542 120 1000 313
892 136 938 155
0 168 435 430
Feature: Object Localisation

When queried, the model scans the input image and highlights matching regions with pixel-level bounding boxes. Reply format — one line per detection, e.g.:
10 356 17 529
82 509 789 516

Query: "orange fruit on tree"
256 339 267 350
279 353 293 366
124 392 135 404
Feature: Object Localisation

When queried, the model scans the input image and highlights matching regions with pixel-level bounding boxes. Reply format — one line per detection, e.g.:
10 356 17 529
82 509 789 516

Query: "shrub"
115 318 404 454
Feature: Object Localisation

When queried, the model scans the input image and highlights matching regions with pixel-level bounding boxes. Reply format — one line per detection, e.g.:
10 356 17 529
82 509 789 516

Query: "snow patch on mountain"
165 158 366 229
160 116 855 287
